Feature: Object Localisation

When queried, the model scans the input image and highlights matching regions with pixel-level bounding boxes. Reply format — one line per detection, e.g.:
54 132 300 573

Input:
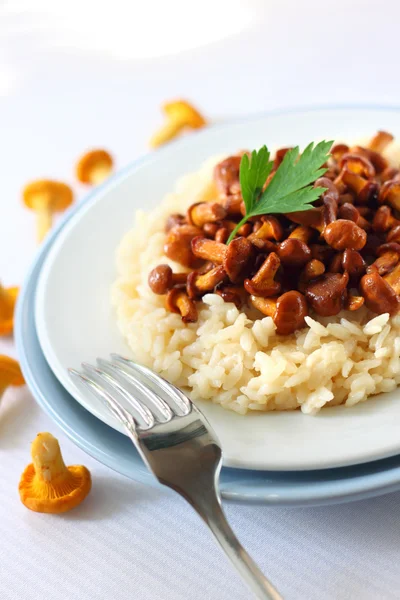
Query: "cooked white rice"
111 151 400 415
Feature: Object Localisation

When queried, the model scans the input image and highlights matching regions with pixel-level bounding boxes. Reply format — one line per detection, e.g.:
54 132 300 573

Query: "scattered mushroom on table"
148 131 400 335
23 180 74 242
149 99 207 148
19 432 91 514
0 355 25 400
0 283 19 336
76 149 114 185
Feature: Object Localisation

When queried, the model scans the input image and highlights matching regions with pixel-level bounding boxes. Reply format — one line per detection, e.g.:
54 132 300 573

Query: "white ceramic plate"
35 106 400 471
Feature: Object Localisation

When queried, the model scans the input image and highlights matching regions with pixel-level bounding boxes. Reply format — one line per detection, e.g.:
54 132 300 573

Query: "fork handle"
191 493 282 600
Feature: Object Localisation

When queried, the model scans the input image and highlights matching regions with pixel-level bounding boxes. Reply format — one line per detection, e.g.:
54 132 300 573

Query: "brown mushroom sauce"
148 131 400 335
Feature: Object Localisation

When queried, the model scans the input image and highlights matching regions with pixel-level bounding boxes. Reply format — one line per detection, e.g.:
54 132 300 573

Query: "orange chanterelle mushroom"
19 432 91 513
76 149 114 185
149 100 207 148
23 180 74 242
0 283 19 336
0 355 25 400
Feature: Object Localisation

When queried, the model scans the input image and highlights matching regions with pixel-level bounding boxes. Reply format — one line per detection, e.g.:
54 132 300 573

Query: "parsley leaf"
240 146 273 214
227 140 333 243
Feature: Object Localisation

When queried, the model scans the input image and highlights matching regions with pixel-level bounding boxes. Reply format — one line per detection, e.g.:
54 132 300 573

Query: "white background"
1 2 400 598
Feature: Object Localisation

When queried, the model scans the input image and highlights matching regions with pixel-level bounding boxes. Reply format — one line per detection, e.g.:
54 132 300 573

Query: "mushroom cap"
342 249 366 280
314 177 340 203
379 180 400 211
19 432 91 514
165 225 204 268
278 238 311 267
258 216 283 241
187 202 226 227
76 149 114 184
377 242 400 257
301 259 325 283
372 206 394 232
23 180 73 212
0 286 19 336
224 237 253 282
19 463 91 513
0 355 25 388
361 271 400 315
214 155 242 195
349 145 388 174
163 100 206 128
148 264 173 294
324 219 367 251
274 291 308 335
165 288 197 323
330 143 350 162
187 265 226 299
305 272 349 317
339 153 375 178
358 180 379 205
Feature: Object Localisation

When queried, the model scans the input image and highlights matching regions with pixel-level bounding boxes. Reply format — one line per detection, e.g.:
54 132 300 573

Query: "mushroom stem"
384 263 400 295
31 433 71 483
35 197 53 242
89 166 111 185
150 100 207 148
187 266 226 298
166 289 198 323
215 227 230 244
175 293 196 322
368 251 400 276
288 226 313 243
191 237 227 263
244 252 281 296
369 131 394 153
0 284 14 318
0 378 11 398
0 285 19 335
0 355 25 399
286 208 325 233
149 119 185 148
76 150 114 185
251 291 308 334
250 295 276 318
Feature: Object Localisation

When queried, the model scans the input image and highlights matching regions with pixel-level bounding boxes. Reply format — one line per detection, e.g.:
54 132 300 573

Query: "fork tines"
69 354 192 432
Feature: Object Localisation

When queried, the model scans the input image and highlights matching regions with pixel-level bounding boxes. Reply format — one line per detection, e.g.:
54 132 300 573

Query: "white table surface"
2 2 400 599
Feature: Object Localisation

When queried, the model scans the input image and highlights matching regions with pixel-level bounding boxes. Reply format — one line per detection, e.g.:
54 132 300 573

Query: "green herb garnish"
226 140 333 243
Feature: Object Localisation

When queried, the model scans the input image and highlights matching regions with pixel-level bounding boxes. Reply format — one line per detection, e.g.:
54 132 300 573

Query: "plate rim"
31 103 400 472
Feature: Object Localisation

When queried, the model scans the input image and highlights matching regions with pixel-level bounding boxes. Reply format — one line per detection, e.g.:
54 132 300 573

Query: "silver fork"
69 354 282 600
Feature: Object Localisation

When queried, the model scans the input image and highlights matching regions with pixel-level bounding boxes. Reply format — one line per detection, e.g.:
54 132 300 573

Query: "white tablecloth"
1 3 400 598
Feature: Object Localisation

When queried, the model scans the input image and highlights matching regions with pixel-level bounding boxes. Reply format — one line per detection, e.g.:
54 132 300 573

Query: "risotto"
112 138 400 415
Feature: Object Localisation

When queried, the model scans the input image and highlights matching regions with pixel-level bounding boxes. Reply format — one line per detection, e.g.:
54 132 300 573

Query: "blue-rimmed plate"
33 105 400 472
14 105 400 504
